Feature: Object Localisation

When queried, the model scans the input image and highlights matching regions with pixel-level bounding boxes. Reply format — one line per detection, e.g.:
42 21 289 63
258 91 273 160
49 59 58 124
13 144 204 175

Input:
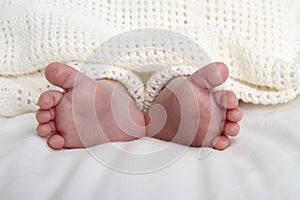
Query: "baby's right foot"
36 63 146 149
145 63 242 150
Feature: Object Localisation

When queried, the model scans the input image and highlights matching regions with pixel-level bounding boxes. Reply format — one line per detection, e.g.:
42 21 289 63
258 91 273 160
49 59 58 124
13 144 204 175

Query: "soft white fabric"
0 96 300 200
0 0 300 117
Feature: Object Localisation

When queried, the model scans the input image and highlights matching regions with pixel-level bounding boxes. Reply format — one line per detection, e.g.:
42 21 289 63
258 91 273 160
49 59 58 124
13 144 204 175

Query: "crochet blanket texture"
0 0 299 117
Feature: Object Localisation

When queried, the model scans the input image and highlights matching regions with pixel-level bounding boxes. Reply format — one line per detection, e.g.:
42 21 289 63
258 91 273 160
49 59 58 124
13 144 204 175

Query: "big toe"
189 62 229 89
45 62 80 90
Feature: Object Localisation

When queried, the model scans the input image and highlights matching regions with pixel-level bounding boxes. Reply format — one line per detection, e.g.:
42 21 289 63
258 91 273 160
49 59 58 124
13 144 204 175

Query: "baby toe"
37 121 56 137
223 122 240 137
48 134 65 150
227 107 243 122
213 135 230 150
36 108 55 123
214 90 238 109
38 90 63 110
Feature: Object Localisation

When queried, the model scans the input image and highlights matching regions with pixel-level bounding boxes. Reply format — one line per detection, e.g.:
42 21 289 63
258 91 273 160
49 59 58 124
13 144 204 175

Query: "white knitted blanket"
0 0 300 117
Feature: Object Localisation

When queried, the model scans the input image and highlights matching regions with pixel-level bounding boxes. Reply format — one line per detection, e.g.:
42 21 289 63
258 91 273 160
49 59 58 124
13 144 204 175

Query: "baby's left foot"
145 63 242 150
36 63 145 149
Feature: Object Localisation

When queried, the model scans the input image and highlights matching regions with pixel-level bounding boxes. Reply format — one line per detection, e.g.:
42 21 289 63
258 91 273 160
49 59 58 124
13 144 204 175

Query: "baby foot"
145 62 242 150
36 63 145 149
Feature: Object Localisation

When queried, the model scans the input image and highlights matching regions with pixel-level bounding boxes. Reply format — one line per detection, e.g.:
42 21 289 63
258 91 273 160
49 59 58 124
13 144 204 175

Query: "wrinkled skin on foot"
36 62 242 150
36 63 145 149
145 62 242 150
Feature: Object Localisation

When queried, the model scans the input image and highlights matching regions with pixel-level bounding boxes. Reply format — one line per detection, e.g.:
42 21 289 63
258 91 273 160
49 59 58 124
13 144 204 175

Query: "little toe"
223 122 240 137
227 107 243 122
213 135 230 150
38 90 63 110
45 62 81 90
37 121 56 137
189 62 229 89
36 108 55 123
48 134 65 150
214 90 238 109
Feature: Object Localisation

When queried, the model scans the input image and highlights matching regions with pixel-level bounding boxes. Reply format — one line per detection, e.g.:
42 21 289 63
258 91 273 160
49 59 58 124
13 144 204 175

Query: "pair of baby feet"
36 62 242 150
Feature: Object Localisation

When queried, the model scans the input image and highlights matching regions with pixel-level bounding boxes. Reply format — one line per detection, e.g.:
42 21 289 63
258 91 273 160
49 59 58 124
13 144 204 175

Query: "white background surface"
0 96 300 200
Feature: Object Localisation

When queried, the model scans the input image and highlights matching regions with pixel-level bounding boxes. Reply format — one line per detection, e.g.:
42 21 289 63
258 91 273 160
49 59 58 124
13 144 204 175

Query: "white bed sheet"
0 96 300 200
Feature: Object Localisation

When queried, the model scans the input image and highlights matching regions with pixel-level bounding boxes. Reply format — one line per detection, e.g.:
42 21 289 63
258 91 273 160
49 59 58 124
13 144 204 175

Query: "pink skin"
36 62 242 150
36 63 146 149
145 62 242 150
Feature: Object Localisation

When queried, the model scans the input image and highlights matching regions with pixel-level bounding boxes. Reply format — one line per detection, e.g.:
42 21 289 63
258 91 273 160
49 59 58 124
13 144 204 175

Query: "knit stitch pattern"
0 0 299 117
